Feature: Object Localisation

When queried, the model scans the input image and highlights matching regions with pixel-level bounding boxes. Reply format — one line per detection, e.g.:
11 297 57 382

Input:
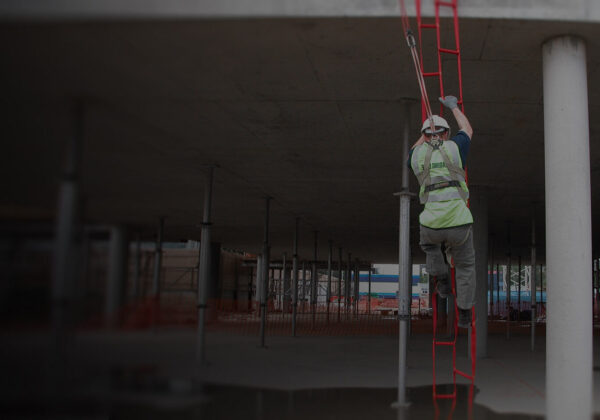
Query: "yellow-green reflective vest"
410 140 473 229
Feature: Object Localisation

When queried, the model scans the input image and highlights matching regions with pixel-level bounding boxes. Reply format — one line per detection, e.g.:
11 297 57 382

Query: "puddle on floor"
111 383 542 420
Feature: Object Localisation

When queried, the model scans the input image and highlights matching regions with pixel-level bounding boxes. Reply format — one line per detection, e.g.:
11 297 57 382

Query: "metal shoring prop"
496 263 500 317
489 236 494 318
518 255 522 322
152 216 165 296
506 221 512 340
338 247 343 322
354 259 360 318
259 197 271 348
392 102 414 408
292 217 299 337
133 232 141 299
51 99 84 392
301 261 307 312
368 264 372 315
327 240 333 322
311 231 318 330
196 166 215 366
282 252 287 313
530 209 537 351
346 252 352 320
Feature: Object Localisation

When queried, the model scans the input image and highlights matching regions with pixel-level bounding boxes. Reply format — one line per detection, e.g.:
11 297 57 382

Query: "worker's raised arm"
439 96 473 139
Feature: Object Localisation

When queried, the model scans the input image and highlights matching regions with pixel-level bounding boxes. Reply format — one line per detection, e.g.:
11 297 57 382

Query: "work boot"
435 275 452 298
458 308 473 328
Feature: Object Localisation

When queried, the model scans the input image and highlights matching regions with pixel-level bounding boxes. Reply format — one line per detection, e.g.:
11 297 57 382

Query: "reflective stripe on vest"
410 141 469 205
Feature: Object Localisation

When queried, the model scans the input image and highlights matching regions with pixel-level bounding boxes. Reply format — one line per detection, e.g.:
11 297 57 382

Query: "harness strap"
418 144 435 203
436 147 468 203
417 142 468 204
424 180 462 193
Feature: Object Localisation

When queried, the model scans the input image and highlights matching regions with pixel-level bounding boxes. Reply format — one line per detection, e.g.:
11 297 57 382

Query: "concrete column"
152 217 164 296
196 166 214 365
470 191 488 359
543 35 592 420
105 226 128 328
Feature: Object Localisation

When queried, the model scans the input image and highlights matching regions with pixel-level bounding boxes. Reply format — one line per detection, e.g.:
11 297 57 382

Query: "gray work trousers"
420 224 476 310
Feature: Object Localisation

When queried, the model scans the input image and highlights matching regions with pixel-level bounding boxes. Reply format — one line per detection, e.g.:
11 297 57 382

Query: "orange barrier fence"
116 296 413 335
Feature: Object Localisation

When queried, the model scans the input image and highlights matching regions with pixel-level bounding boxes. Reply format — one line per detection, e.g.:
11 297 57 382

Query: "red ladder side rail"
416 0 475 402
415 0 440 120
434 0 465 116
432 286 458 399
433 0 477 387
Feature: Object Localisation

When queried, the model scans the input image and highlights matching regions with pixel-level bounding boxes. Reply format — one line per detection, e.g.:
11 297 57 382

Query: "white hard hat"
421 115 450 134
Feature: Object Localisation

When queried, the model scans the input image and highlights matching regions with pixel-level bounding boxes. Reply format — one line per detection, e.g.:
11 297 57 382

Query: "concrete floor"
1 329 599 418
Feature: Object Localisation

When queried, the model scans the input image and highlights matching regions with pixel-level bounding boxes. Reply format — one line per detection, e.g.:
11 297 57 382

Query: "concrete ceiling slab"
1 17 600 263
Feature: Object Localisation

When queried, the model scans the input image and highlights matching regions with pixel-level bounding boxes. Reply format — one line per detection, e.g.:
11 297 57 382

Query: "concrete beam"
0 0 598 22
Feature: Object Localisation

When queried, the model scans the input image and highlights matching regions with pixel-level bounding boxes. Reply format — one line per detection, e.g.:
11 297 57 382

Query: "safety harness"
415 141 468 204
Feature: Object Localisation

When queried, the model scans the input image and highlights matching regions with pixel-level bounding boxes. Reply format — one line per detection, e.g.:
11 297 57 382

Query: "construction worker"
409 95 475 328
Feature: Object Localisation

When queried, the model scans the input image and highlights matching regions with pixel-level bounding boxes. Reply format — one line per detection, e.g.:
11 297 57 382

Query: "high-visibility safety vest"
410 139 473 228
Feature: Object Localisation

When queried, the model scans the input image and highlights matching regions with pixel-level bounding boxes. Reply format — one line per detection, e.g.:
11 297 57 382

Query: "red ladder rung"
422 72 440 77
434 341 454 346
434 393 456 399
454 369 474 381
419 23 438 29
436 0 456 7
439 47 459 55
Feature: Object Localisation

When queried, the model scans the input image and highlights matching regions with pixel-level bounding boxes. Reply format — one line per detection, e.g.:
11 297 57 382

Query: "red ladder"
418 0 476 401
415 0 466 117
400 0 476 405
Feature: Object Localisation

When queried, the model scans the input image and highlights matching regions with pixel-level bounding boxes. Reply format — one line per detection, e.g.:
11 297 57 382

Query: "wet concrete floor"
2 383 547 419
191 384 542 420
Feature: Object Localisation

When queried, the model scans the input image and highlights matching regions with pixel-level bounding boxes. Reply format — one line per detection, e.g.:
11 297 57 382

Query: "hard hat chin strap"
429 136 443 149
